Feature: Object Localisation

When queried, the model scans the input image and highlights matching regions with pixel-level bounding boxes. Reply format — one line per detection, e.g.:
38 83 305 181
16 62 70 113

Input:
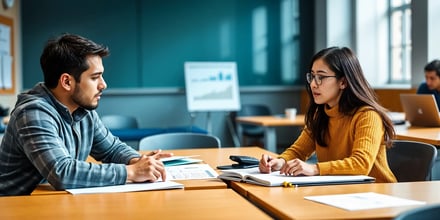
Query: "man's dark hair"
40 33 110 89
424 59 440 77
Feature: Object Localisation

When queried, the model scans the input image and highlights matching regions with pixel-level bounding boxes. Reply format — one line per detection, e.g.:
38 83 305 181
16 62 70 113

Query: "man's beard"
72 87 99 110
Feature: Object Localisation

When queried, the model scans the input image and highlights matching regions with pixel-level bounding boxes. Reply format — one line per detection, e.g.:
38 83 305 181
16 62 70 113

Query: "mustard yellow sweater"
279 105 397 183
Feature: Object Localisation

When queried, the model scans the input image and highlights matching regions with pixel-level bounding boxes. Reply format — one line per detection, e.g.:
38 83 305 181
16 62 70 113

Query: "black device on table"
216 155 260 170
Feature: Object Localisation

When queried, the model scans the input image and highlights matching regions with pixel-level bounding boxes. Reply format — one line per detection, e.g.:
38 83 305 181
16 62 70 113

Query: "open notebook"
218 167 375 187
400 94 440 127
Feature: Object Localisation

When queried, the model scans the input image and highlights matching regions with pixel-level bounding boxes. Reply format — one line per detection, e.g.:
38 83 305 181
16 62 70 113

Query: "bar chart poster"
184 62 241 112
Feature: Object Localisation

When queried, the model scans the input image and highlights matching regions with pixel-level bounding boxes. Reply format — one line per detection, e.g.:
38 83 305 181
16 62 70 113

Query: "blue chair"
101 115 139 129
394 204 440 220
139 132 221 150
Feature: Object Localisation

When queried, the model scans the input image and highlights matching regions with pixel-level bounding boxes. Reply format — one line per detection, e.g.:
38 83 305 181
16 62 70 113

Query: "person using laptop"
417 59 440 110
0 34 172 196
259 47 397 183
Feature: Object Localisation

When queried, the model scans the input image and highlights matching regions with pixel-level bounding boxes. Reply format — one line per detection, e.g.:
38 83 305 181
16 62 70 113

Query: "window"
389 0 411 83
280 0 300 84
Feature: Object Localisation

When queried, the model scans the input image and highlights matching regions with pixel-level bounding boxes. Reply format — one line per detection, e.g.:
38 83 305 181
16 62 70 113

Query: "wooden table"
151 147 277 190
235 115 305 152
231 181 440 220
395 124 440 146
32 147 277 195
160 147 277 170
3 189 271 219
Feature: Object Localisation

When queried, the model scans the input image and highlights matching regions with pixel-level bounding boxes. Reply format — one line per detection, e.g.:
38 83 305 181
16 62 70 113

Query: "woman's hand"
259 154 284 173
279 158 319 176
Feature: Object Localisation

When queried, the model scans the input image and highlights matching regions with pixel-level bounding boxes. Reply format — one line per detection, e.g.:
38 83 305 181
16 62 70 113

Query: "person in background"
259 47 397 183
417 59 440 110
0 105 8 133
0 33 172 196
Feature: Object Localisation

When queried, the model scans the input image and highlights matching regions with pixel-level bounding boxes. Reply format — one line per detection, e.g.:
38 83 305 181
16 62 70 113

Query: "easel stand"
188 111 213 134
206 112 212 134
226 112 241 147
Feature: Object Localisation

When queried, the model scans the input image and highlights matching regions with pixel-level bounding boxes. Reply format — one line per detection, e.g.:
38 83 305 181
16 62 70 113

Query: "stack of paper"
66 181 184 195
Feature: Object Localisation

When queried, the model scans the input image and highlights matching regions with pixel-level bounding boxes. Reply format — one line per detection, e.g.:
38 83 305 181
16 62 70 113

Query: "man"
417 59 440 110
0 34 171 196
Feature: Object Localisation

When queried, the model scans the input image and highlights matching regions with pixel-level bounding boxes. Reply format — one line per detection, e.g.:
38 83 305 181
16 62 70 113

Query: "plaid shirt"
0 83 140 196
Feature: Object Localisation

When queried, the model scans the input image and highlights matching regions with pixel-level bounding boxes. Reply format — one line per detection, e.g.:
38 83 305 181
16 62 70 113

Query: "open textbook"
218 167 375 187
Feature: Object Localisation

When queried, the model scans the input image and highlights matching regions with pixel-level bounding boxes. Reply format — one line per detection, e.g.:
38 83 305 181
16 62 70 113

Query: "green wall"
22 0 314 89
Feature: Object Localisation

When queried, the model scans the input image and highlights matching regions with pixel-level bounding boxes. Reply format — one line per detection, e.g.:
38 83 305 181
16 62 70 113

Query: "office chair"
101 115 139 129
138 132 221 150
394 204 440 220
230 104 271 147
387 140 437 182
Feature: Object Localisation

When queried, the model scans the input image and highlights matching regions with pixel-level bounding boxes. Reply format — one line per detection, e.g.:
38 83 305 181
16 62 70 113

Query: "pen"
282 181 297 188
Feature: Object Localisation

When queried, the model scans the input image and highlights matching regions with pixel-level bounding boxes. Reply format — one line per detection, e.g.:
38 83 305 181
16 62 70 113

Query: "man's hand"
126 150 172 183
145 149 174 158
128 149 174 165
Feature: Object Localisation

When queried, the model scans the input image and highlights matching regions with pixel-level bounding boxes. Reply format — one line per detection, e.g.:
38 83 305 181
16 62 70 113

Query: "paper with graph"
184 62 240 112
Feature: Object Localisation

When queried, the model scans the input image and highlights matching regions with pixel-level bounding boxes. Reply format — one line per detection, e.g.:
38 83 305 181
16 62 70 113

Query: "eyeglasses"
306 72 337 85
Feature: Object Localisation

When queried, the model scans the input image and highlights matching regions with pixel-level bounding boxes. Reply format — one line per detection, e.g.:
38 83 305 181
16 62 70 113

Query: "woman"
260 47 397 183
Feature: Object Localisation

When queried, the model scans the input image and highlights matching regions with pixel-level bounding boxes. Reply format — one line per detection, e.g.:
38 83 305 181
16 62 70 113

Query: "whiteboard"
184 62 241 112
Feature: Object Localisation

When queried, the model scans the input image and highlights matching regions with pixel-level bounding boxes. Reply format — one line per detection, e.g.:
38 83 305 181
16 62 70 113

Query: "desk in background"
395 124 440 146
231 180 440 220
4 189 271 219
236 115 305 152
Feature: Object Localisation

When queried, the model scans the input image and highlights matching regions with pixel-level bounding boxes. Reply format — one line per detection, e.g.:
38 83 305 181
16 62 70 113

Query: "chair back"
387 140 437 182
233 104 271 137
394 204 440 220
138 132 221 150
101 115 139 129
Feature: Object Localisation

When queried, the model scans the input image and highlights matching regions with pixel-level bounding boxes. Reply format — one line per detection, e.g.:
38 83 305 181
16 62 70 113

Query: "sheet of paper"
66 181 183 195
161 155 202 166
304 192 426 211
160 155 200 162
165 164 218 180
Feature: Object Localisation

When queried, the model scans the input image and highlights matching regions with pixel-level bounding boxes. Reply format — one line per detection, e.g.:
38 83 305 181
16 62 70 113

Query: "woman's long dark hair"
305 47 395 148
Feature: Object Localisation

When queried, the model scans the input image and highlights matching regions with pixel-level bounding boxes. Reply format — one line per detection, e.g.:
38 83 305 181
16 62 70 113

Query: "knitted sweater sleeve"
317 109 384 175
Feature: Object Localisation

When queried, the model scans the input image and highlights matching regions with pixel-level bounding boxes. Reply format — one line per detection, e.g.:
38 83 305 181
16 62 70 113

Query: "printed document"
305 192 426 211
166 164 218 180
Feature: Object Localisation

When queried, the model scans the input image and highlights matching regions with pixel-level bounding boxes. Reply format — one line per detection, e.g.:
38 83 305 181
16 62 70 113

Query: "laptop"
399 94 440 127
